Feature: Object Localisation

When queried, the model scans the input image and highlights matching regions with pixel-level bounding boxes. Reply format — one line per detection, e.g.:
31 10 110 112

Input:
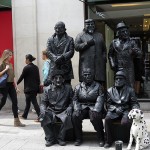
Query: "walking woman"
17 54 40 121
0 49 25 127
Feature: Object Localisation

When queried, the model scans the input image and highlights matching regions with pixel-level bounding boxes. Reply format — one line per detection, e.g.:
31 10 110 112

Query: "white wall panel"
12 0 84 109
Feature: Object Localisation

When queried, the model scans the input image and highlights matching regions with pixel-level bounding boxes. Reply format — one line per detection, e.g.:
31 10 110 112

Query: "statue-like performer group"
38 19 142 148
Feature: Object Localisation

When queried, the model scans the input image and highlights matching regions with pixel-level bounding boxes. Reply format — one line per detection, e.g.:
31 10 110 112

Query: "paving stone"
0 110 150 150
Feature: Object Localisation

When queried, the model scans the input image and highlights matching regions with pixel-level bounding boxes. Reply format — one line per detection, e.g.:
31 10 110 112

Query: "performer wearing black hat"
108 21 142 87
104 71 140 148
39 69 73 147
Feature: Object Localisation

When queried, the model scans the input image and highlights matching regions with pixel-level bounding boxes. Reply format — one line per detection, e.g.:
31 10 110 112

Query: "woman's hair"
42 50 48 58
26 54 36 62
0 49 13 64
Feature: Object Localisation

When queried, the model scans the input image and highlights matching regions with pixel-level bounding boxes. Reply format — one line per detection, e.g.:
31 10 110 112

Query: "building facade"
1 0 150 109
11 0 84 109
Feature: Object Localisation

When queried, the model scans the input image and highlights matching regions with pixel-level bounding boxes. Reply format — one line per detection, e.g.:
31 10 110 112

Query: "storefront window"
87 1 150 99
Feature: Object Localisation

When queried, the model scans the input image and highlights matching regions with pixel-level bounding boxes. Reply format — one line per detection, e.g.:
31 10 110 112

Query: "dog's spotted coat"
127 109 150 150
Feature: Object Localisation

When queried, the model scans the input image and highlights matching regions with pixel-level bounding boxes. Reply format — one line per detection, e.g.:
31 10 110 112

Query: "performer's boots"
57 125 66 146
14 118 25 127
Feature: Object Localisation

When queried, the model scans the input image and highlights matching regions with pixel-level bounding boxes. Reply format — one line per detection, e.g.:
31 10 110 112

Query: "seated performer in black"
72 68 105 147
39 70 73 147
104 71 140 148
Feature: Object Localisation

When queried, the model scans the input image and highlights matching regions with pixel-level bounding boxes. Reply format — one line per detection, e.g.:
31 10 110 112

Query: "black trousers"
43 118 66 142
72 108 104 141
0 82 18 118
22 93 40 118
105 116 131 144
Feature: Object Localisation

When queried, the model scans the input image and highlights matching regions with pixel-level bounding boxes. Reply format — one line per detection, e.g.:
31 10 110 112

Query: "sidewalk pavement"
0 110 150 150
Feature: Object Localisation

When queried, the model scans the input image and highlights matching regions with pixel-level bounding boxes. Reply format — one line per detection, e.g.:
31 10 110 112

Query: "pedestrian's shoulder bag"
0 73 8 88
37 85 44 94
0 64 8 88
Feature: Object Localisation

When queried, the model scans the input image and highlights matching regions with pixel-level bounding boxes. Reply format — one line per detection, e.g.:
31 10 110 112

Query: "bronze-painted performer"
104 71 140 148
108 21 142 87
72 68 105 147
47 21 74 84
75 19 107 84
40 70 73 146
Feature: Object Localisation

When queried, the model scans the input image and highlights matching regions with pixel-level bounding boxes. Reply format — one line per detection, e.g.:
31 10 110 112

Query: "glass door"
87 1 150 99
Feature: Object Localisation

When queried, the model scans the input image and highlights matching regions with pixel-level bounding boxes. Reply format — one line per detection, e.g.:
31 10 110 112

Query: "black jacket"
73 81 105 112
108 38 142 87
47 33 74 80
17 63 40 94
106 85 140 119
75 31 107 82
40 84 73 128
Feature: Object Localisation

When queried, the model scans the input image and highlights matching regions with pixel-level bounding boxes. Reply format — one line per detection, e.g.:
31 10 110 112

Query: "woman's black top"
17 63 40 94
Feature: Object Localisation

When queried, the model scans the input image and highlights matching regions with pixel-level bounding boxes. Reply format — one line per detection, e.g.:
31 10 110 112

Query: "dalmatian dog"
127 109 150 150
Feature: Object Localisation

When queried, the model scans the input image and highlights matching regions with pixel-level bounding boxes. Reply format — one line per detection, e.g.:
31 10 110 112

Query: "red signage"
0 10 14 64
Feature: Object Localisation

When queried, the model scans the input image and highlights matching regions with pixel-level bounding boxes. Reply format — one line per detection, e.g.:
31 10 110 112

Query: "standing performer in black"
108 21 142 87
75 19 107 85
46 21 74 84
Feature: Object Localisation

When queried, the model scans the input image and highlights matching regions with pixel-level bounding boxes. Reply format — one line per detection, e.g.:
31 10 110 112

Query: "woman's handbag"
0 73 8 88
37 85 44 94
